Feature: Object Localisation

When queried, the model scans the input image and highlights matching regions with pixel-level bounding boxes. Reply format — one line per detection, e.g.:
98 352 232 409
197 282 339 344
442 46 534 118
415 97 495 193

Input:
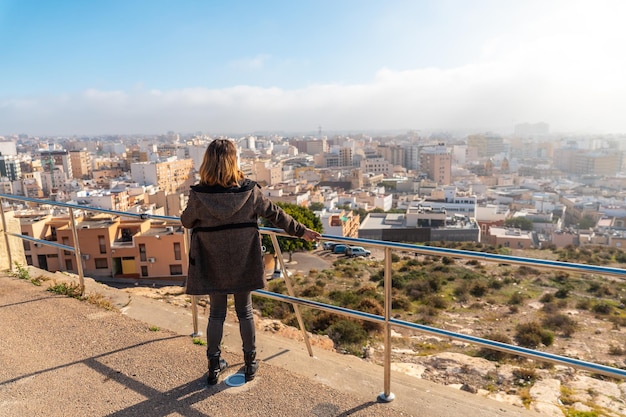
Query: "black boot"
208 353 228 385
244 351 258 382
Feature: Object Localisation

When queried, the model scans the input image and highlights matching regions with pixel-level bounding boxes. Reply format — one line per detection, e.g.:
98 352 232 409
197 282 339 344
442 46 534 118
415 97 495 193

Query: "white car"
270 269 293 280
346 246 371 257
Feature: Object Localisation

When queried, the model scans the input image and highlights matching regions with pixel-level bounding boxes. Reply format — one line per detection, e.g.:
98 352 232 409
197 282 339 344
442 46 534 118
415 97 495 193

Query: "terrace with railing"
2 193 626 416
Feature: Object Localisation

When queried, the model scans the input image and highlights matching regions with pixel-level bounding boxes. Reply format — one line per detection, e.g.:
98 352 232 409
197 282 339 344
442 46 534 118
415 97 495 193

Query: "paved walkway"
0 271 540 416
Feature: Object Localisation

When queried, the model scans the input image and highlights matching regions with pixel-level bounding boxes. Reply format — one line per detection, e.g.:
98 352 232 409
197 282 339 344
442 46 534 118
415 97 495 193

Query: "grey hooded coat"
180 179 306 295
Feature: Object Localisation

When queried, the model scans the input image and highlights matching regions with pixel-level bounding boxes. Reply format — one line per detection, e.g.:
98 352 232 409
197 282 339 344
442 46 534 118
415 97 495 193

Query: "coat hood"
190 179 257 220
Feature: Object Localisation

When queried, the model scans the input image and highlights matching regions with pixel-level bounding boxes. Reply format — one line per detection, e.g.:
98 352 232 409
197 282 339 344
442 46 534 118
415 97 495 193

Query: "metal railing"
2 192 626 404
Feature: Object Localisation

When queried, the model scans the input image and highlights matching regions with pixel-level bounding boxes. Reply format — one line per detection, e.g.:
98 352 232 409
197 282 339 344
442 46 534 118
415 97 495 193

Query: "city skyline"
2 0 626 136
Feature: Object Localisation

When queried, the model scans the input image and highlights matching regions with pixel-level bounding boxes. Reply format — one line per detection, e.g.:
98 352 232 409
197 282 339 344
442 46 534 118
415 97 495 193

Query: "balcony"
1 193 626 416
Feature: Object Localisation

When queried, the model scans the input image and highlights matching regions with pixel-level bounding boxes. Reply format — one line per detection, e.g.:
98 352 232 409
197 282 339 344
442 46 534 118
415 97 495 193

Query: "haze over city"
2 0 625 136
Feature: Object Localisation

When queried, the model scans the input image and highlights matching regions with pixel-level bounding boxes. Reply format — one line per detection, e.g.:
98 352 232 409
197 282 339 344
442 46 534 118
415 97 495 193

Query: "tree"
578 215 596 230
505 217 533 231
309 202 325 212
261 202 323 262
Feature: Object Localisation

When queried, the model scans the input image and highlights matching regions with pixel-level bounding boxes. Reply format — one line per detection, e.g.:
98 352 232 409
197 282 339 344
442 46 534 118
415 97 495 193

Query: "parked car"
323 241 339 250
346 246 371 257
270 269 293 280
332 244 348 254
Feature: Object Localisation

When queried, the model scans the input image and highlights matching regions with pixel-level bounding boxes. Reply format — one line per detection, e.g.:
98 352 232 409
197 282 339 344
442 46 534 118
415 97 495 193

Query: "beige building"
250 160 282 186
131 158 194 194
320 210 360 238
69 150 92 179
487 227 535 249
420 144 451 185
18 213 187 282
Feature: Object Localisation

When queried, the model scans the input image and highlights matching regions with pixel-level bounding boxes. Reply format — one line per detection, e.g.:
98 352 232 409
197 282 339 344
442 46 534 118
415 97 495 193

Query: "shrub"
488 278 503 290
328 290 360 307
392 295 412 311
47 282 82 298
555 288 570 299
441 256 454 265
325 319 368 346
516 266 540 276
542 302 560 314
469 282 488 297
252 296 292 319
513 366 538 385
542 313 578 337
301 284 324 297
422 294 448 309
477 332 512 361
356 298 384 331
453 283 469 302
508 292 525 305
592 301 613 315
514 321 554 348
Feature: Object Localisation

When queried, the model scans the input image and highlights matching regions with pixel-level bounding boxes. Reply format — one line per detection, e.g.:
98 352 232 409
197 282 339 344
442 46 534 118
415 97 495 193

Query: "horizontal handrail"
1 192 626 403
256 290 626 379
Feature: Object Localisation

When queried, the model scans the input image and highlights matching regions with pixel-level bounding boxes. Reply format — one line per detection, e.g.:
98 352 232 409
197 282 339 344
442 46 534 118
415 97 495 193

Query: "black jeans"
207 292 255 357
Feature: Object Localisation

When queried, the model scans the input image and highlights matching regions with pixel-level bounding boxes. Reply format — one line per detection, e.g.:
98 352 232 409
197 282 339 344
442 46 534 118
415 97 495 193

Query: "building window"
62 236 71 256
65 259 73 270
139 244 146 261
98 235 106 254
25 255 32 265
141 265 148 277
95 258 108 269
169 265 183 275
22 232 31 251
174 242 181 260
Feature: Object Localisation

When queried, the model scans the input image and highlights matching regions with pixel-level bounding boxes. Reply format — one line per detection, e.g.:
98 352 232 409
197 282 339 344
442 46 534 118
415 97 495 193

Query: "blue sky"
1 0 625 136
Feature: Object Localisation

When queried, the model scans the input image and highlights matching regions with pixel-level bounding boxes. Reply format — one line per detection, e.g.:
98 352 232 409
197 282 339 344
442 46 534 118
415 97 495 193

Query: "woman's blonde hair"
198 139 244 187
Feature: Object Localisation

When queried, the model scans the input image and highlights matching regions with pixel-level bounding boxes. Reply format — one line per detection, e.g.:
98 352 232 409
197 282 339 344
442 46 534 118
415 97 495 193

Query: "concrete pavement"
0 268 541 416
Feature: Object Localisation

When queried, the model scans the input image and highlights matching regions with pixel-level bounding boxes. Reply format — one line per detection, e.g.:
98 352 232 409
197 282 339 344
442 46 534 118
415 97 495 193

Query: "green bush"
392 295 412 311
301 284 325 297
514 321 554 348
592 301 613 315
47 282 82 298
469 282 488 297
325 319 368 346
542 313 577 337
507 292 525 305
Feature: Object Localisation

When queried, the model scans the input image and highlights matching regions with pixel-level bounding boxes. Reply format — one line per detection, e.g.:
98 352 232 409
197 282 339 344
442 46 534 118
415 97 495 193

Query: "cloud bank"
2 1 626 137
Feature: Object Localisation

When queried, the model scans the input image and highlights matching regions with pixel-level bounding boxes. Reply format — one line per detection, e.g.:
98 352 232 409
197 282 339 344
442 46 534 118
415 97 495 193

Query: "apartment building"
360 156 391 176
467 134 506 158
572 151 622 176
73 189 130 212
319 210 360 238
487 227 537 249
130 158 194 194
0 154 21 181
420 144 451 185
250 160 282 185
411 186 476 217
69 150 92 179
37 150 73 183
18 213 187 282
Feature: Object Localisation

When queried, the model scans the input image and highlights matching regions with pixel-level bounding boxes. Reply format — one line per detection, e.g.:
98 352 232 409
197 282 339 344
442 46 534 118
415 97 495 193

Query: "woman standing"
181 139 320 385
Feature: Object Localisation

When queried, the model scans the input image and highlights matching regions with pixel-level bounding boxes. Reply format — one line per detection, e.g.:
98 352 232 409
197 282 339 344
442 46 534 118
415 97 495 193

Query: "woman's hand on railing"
301 228 321 242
